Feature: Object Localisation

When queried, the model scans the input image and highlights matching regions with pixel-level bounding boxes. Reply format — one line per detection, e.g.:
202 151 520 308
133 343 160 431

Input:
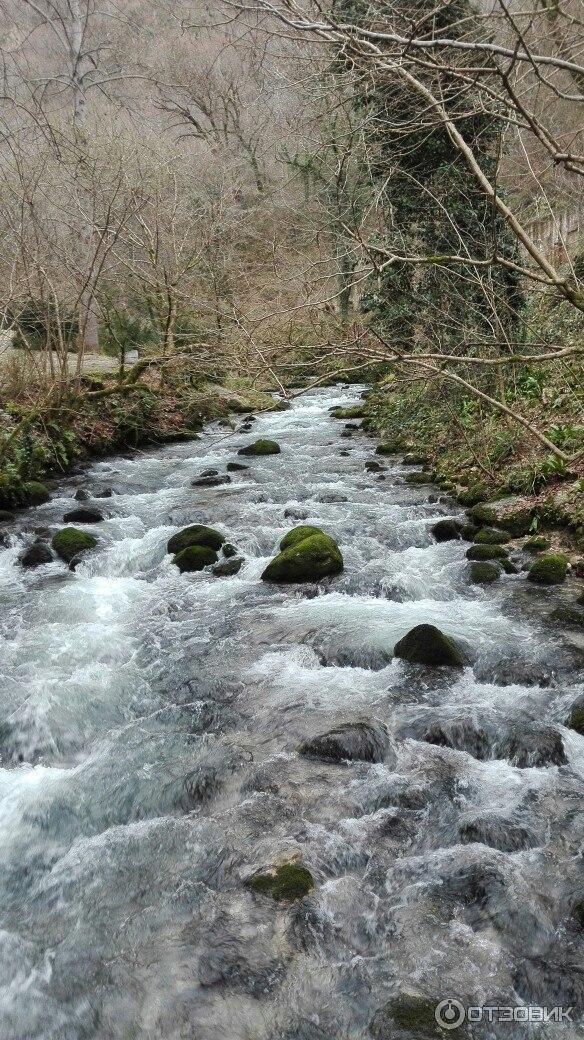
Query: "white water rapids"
0 387 582 1040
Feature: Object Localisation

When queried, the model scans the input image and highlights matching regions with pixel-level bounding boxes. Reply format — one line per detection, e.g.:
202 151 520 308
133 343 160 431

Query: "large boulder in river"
394 624 464 668
173 544 218 573
467 497 535 537
167 524 225 554
496 724 567 768
431 519 463 542
262 527 343 583
468 560 501 584
298 720 390 763
527 552 568 585
238 438 281 456
63 508 104 524
52 527 97 563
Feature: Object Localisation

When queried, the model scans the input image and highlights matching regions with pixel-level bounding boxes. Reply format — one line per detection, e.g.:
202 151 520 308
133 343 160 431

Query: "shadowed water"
0 387 582 1040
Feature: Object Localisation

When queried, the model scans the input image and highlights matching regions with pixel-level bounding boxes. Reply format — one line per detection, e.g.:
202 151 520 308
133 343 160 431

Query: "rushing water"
0 387 583 1040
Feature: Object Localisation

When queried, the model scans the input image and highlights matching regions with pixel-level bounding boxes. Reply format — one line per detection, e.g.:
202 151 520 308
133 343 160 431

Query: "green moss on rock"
394 624 464 667
247 863 314 901
375 438 404 455
370 991 454 1039
279 525 324 551
474 527 511 545
565 697 584 735
467 504 497 526
329 405 365 419
402 453 429 465
238 438 281 456
527 553 568 585
173 544 218 572
262 530 343 583
167 524 225 555
469 560 501 583
466 543 508 560
403 471 431 484
24 481 50 506
523 535 551 553
52 527 97 563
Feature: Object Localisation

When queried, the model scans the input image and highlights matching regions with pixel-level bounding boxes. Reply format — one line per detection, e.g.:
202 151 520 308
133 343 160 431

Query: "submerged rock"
95 487 113 498
74 489 91 502
191 474 231 487
52 527 97 563
167 524 225 554
466 543 508 560
246 863 314 902
222 542 238 558
403 471 431 484
262 527 343 583
394 624 464 668
496 725 567 767
423 717 489 760
527 553 568 585
469 561 501 584
19 541 53 568
226 462 248 472
370 990 455 1039
173 544 218 573
238 438 281 456
298 720 389 763
565 695 584 735
211 556 243 576
317 491 348 503
284 507 309 521
62 508 104 524
459 815 538 852
431 519 463 542
365 461 385 473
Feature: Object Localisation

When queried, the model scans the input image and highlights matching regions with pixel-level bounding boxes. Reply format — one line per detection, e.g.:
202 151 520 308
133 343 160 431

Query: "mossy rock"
246 863 314 902
498 507 534 537
167 524 225 555
431 519 463 542
52 527 97 563
370 991 456 1039
262 530 343 583
572 899 584 930
329 405 365 419
467 504 497 526
550 605 584 627
279 525 324 551
527 553 568 585
375 439 403 455
474 527 511 545
501 559 519 574
466 543 508 561
566 696 584 735
402 453 429 466
24 481 50 506
457 485 487 506
461 523 479 541
238 438 281 456
173 544 218 572
403 471 431 484
394 624 464 668
523 535 551 553
469 560 501 584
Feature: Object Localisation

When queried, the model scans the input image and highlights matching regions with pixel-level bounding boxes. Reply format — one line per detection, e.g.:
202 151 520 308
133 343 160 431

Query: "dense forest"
0 0 582 526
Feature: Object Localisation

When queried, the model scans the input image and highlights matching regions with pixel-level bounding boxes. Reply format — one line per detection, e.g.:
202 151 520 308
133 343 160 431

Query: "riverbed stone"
459 815 538 852
423 717 489 760
19 541 53 568
402 453 429 465
212 556 243 576
95 487 113 498
52 527 97 563
238 438 281 456
496 724 567 767
375 439 403 455
298 720 390 763
329 405 364 419
394 624 464 668
191 474 231 487
25 481 50 506
431 519 463 542
167 524 225 554
74 489 91 501
246 863 314 902
523 535 551 553
466 543 508 560
467 497 535 536
474 526 511 544
469 561 501 584
262 528 343 583
226 462 249 471
370 990 455 1039
222 542 238 558
565 695 584 735
527 553 568 584
365 461 384 472
63 508 104 524
403 471 431 484
173 544 218 572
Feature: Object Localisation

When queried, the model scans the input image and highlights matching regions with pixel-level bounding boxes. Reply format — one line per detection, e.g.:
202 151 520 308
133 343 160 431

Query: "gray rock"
19 542 53 568
74 489 91 502
191 474 231 487
299 720 390 763
423 717 490 760
212 556 244 576
63 508 104 523
496 725 567 768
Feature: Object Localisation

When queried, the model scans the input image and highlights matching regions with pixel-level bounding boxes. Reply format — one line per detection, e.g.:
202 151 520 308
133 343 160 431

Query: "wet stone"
495 725 567 768
298 720 390 763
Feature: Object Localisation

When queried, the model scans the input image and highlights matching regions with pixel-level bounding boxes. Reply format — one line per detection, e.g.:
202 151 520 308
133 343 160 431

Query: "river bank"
0 385 583 1039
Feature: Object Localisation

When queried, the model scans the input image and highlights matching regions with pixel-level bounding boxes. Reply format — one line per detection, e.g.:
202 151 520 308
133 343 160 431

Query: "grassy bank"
0 366 281 512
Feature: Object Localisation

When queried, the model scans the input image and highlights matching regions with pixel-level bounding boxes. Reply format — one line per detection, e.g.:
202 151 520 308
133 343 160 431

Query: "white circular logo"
435 999 466 1030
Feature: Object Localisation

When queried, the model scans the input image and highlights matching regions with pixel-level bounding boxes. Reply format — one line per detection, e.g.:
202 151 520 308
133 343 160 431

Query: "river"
0 386 582 1039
